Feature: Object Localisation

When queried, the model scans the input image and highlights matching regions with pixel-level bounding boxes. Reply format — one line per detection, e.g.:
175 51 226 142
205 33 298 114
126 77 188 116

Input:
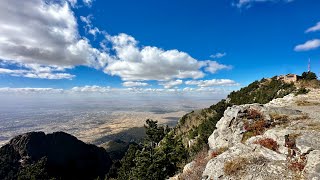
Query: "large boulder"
208 104 267 150
202 143 290 180
296 133 320 154
0 131 112 180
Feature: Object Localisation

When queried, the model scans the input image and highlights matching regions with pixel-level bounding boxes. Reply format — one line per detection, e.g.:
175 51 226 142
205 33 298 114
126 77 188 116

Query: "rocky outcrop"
203 143 295 180
304 150 320 179
202 90 320 180
208 104 266 150
0 131 112 180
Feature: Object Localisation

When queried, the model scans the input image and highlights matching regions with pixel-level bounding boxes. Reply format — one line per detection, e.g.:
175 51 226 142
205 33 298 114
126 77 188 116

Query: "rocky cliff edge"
177 89 320 180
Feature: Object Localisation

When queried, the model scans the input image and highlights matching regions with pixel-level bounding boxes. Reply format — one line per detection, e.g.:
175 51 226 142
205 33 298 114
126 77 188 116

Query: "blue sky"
0 0 320 95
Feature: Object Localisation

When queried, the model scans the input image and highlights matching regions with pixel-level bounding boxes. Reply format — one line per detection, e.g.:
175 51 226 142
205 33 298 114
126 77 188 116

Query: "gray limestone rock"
304 150 320 179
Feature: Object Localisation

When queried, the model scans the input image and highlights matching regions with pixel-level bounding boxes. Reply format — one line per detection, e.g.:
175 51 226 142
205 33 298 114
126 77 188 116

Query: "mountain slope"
0 131 112 180
113 74 313 179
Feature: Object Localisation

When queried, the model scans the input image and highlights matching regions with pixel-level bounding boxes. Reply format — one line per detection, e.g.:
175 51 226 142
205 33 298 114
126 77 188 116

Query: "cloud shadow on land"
93 127 146 146
163 117 180 127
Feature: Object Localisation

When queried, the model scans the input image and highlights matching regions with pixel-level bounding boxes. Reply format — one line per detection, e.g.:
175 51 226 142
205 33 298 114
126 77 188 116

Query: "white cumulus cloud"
0 0 110 78
0 0 233 82
294 39 320 52
104 33 231 81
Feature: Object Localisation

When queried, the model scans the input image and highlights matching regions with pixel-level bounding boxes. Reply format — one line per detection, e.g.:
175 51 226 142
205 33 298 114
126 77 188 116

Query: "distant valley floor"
0 110 187 147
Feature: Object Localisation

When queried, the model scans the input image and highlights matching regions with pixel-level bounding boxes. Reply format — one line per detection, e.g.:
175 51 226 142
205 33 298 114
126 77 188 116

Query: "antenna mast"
308 58 311 72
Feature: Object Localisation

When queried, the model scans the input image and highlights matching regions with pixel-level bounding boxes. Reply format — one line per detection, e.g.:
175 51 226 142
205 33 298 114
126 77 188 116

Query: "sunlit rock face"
202 90 320 180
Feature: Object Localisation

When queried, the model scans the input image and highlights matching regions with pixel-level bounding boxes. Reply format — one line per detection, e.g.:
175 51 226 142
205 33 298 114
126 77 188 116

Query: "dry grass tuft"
288 133 301 141
296 100 320 106
288 159 306 172
224 157 248 176
242 119 268 143
305 122 320 131
244 120 267 133
269 113 309 129
242 131 256 143
253 138 279 151
179 146 209 180
270 113 289 126
270 113 289 121
210 147 228 159
291 115 310 121
246 109 263 119
251 120 268 133
241 109 270 143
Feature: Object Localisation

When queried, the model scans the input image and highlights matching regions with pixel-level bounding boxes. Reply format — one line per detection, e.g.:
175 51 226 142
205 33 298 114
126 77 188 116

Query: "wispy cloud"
0 87 64 94
122 81 149 87
204 61 232 74
234 0 294 8
0 62 75 80
305 22 320 33
210 52 226 59
159 80 183 89
67 0 78 7
0 86 234 95
294 39 320 51
80 15 103 38
185 79 239 87
70 85 111 93
83 0 93 7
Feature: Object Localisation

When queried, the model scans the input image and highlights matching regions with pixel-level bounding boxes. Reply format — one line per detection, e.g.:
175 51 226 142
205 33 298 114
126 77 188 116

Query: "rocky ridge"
0 131 112 180
205 89 320 179
177 89 320 180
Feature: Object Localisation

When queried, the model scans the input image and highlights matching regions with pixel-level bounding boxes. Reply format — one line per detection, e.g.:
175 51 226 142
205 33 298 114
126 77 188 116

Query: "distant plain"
0 94 221 146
